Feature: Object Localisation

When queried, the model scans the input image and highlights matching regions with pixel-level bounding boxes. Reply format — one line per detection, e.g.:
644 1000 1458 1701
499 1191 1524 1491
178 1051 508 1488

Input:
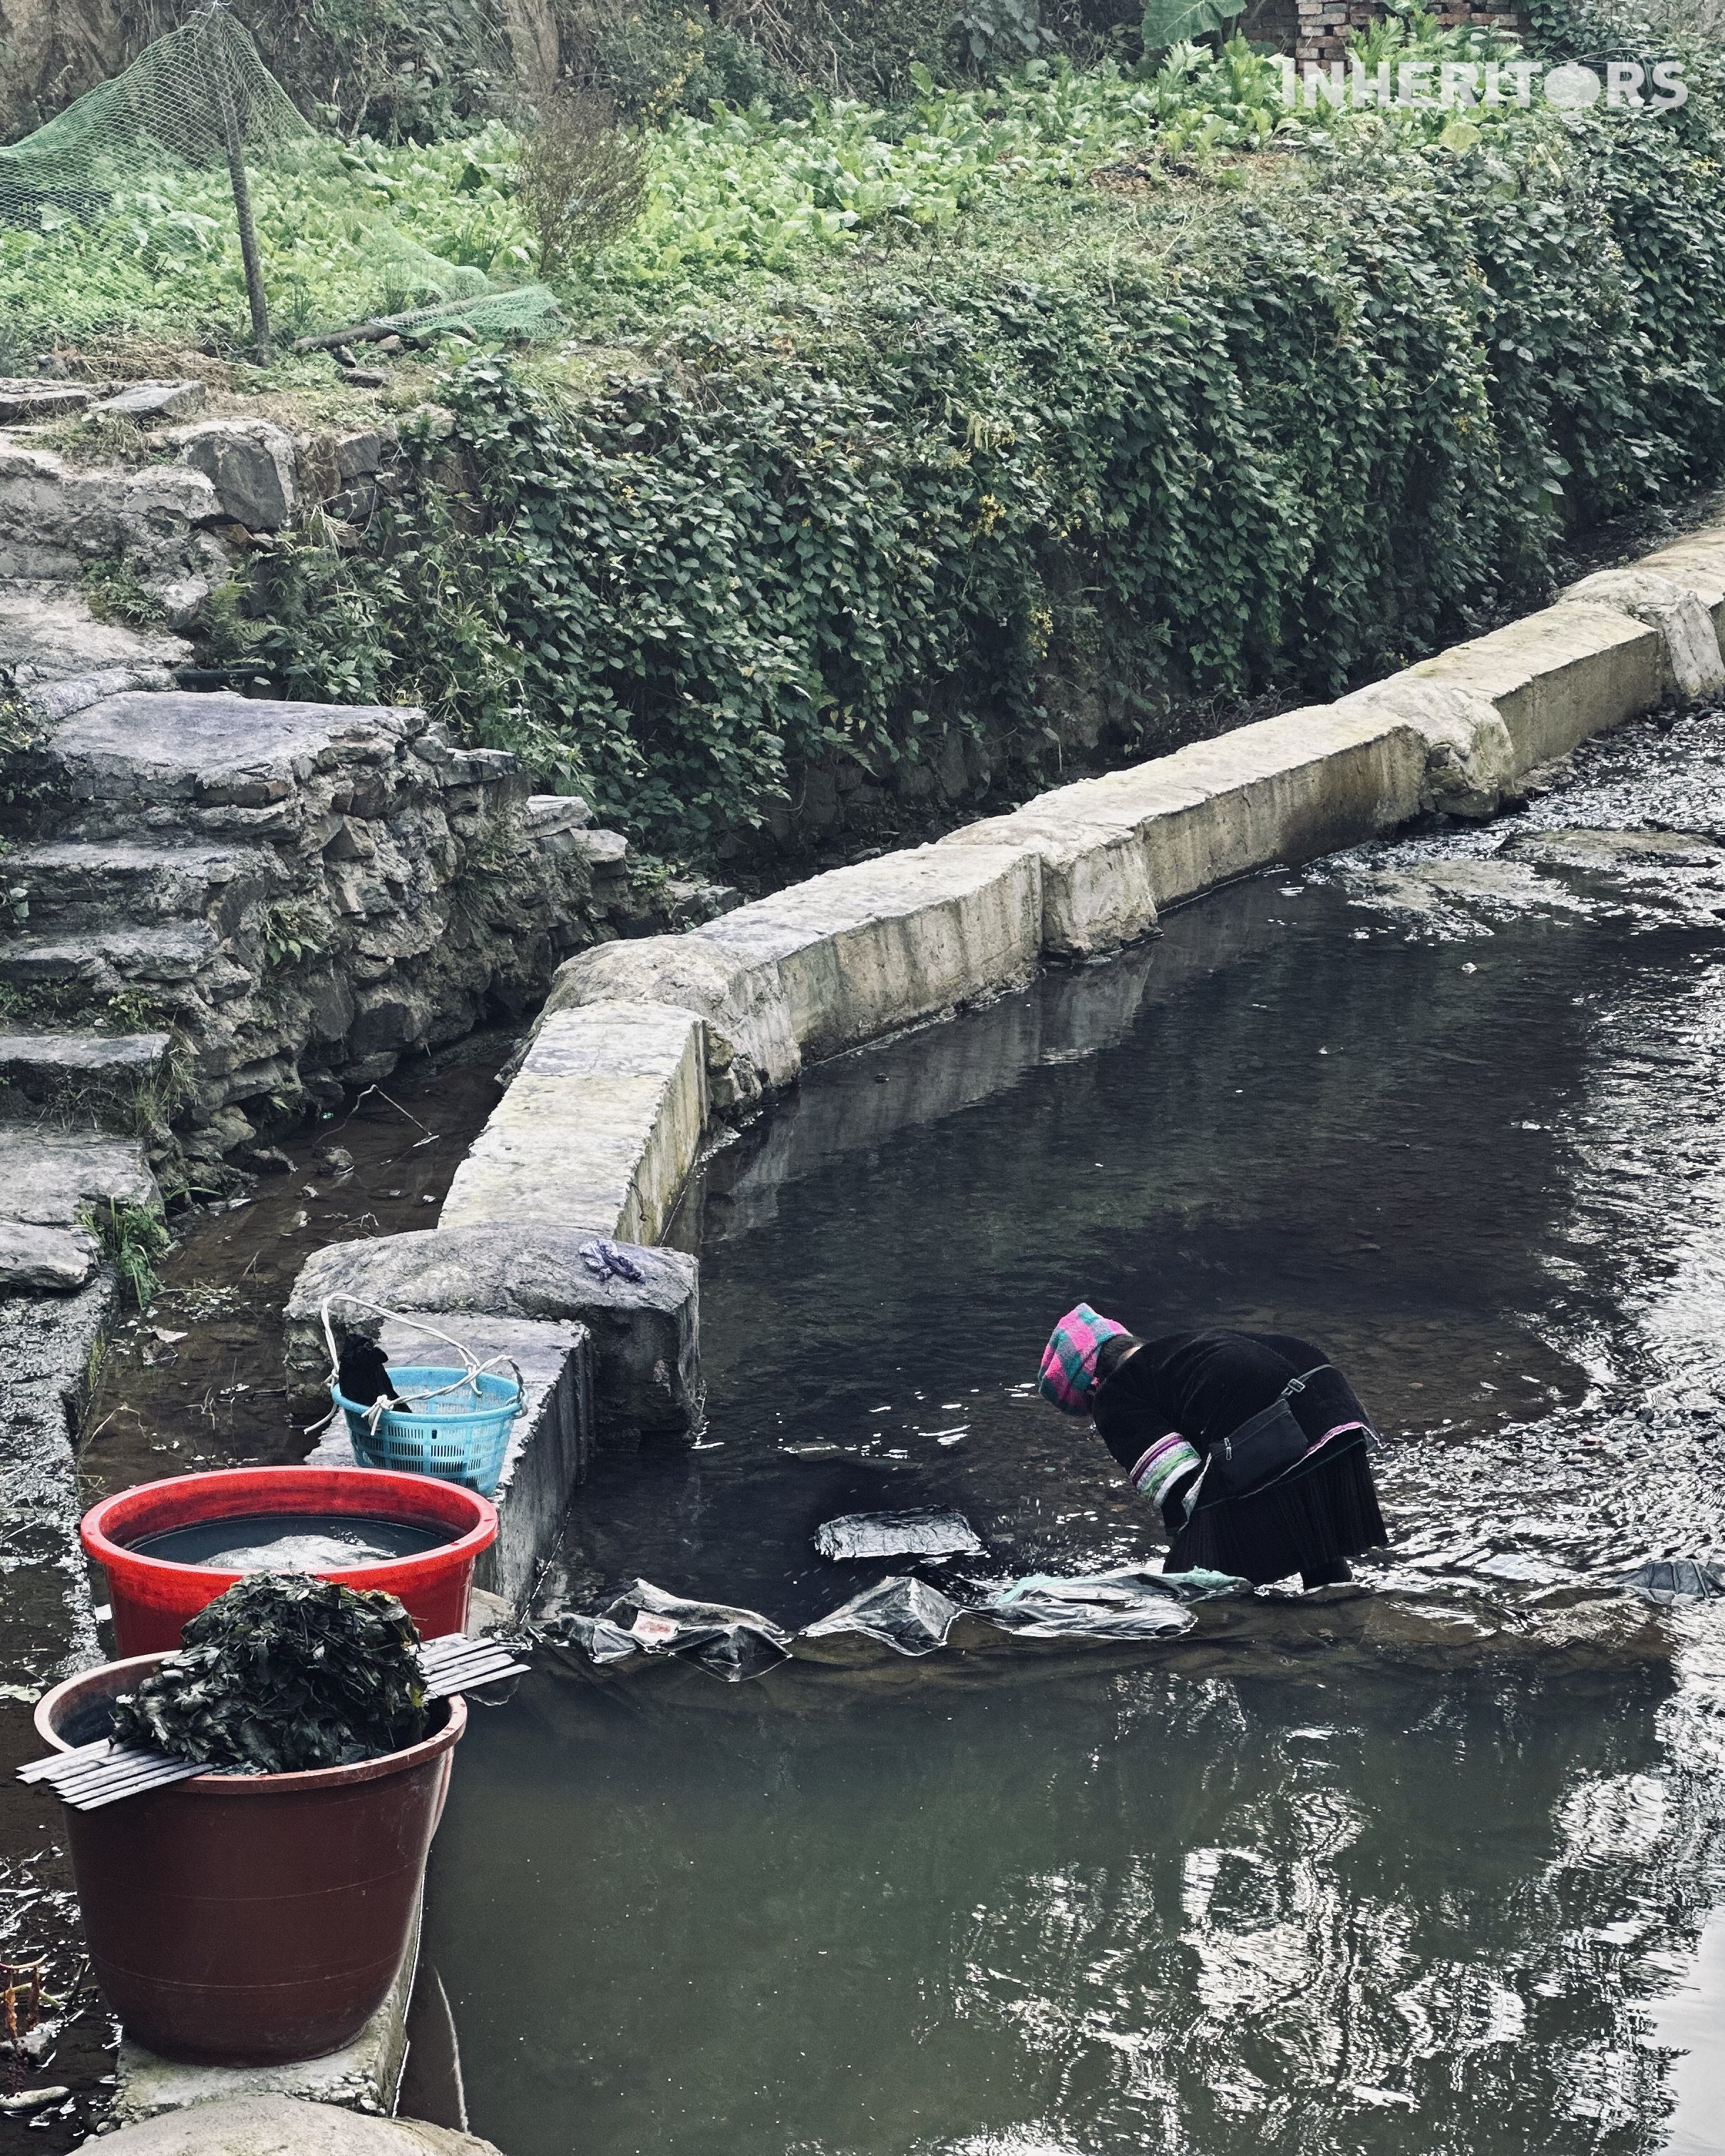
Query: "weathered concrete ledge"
944 699 1438 951
285 1228 699 1445
1404 598 1664 769
441 1002 706 1243
1595 528 1725 638
101 2095 504 2154
686 839 1043 1065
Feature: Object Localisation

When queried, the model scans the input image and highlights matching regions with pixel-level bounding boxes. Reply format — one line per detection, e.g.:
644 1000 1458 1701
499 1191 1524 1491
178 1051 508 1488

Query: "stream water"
428 703 1725 2156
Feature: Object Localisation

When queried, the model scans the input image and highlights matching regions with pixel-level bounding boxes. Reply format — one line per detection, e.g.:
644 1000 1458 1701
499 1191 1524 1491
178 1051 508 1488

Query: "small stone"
174 418 297 530
333 428 391 480
567 828 629 877
0 383 91 423
665 876 743 923
0 1220 97 1292
314 1144 356 1177
238 1146 296 1174
151 574 212 629
89 380 205 425
0 2088 69 2114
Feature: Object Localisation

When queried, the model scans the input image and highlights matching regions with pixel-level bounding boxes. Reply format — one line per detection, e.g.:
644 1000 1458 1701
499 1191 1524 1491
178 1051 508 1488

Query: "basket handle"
396 1356 525 1412
321 1293 487 1387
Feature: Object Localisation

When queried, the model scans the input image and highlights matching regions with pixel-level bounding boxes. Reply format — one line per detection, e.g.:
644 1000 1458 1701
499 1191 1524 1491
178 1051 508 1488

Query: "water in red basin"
82 1467 498 1654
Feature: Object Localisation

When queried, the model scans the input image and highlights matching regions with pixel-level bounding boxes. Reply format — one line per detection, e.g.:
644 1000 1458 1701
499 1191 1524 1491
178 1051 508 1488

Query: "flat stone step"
6 838 284 929
44 689 429 821
0 1028 172 1100
0 383 93 423
89 380 204 426
0 1122 158 1227
0 584 191 686
0 920 219 990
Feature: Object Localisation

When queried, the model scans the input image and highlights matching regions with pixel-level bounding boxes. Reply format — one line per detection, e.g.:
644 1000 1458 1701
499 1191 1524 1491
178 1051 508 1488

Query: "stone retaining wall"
0 689 611 1191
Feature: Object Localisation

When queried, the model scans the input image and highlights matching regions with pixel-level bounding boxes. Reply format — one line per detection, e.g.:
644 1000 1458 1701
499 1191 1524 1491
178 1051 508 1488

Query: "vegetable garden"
8 1 1725 864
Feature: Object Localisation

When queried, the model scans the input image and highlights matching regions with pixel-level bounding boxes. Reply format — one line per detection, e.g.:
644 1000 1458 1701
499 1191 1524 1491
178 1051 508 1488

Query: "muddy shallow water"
79 1037 515 1506
429 705 1725 2156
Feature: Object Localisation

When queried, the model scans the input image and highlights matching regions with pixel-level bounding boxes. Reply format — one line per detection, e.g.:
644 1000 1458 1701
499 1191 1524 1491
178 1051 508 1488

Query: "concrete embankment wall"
282 527 1725 1608
441 530 1725 1238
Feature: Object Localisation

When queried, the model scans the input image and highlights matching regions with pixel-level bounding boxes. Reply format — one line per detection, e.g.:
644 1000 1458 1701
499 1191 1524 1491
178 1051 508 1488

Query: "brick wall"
1294 0 1526 61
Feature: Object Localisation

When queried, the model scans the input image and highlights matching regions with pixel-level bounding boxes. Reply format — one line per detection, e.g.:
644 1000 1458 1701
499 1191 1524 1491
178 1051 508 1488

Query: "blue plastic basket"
332 1365 522 1497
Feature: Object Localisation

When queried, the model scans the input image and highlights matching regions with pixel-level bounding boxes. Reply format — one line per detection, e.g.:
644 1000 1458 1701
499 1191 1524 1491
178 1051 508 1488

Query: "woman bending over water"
1040 1308 1388 1590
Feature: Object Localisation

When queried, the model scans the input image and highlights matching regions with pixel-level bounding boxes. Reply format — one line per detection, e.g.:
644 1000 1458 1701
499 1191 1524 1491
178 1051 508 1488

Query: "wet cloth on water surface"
549 1580 793 1681
547 1566 1255 1678
813 1510 984 1561
801 1576 960 1655
984 1566 1248 1641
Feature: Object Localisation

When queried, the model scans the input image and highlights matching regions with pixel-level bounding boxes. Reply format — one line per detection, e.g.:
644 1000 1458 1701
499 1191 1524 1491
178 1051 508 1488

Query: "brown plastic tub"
35 1655 466 2066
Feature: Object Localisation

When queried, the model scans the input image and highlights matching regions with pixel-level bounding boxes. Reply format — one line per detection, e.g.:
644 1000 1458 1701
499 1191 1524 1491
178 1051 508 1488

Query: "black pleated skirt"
1168 1434 1386 1588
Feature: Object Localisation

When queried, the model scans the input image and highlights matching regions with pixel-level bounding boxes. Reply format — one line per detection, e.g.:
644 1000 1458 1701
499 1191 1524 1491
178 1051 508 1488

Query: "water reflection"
431 1648 1724 2156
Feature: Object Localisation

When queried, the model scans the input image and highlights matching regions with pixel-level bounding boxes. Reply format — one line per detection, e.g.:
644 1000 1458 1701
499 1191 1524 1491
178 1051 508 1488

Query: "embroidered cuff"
1130 1434 1201 1513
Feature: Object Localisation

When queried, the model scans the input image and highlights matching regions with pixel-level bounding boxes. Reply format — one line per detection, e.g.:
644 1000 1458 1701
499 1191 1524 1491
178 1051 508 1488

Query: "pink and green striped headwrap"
1039 1303 1128 1414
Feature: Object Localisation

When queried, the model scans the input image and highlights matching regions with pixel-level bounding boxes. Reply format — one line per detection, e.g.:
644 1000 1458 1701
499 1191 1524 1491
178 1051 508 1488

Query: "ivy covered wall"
206 9 1725 871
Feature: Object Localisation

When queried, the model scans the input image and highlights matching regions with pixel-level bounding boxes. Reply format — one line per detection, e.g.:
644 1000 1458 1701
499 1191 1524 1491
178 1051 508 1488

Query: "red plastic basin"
36 1654 465 2065
82 1467 498 1656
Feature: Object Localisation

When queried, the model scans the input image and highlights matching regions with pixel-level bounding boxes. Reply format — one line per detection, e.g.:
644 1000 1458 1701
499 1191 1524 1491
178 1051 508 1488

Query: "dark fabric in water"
1169 1437 1385 1588
1620 1558 1725 1604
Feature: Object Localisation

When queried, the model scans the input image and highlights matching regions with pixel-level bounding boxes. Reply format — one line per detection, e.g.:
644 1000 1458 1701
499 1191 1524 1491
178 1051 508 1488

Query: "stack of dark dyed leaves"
109 1574 428 1773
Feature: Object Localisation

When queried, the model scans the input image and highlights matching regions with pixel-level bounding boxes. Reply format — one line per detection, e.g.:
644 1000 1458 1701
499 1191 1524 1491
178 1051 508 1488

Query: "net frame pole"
204 7 272 362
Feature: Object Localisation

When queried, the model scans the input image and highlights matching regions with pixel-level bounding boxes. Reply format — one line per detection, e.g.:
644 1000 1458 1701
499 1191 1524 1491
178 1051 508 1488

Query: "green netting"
0 11 310 227
332 286 565 341
0 7 557 345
